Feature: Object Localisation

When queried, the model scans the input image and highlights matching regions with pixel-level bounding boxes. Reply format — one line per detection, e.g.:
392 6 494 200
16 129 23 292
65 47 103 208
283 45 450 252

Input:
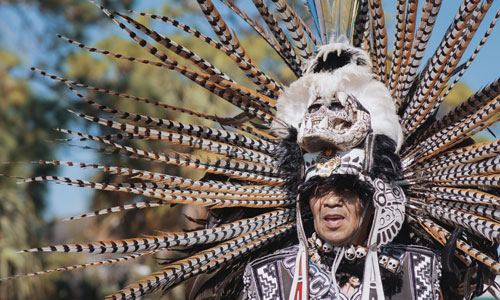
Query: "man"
241 163 442 300
241 42 442 299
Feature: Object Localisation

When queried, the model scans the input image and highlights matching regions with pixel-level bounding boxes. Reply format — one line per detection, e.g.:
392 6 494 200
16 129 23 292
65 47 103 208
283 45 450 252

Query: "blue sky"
1 1 499 219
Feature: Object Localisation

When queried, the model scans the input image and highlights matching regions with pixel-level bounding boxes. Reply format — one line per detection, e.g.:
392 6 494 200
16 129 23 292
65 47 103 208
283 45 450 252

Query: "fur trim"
369 134 403 180
274 126 304 194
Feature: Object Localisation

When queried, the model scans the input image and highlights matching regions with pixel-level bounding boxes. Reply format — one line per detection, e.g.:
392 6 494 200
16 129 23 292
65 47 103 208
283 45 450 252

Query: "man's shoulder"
242 245 299 300
247 244 299 268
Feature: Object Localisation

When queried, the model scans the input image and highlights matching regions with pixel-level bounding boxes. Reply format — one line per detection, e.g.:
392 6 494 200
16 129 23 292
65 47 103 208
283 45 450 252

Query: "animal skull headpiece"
272 43 403 152
297 90 370 152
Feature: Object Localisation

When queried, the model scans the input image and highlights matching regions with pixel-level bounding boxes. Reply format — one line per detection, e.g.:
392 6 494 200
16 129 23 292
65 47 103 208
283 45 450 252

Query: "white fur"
273 46 403 151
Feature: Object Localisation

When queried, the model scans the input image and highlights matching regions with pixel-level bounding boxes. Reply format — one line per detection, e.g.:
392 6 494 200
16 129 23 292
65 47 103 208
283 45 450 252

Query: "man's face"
309 186 365 246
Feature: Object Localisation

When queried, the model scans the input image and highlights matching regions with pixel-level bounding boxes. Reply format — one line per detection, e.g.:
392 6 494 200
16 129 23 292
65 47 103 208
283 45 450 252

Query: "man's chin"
318 230 350 246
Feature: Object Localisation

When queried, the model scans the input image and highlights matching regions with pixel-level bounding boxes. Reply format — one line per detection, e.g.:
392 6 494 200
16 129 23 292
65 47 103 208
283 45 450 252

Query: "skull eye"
308 104 322 113
328 102 343 111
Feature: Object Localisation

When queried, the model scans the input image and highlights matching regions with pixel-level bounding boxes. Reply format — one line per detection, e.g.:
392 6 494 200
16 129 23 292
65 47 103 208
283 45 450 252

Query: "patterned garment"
242 244 441 300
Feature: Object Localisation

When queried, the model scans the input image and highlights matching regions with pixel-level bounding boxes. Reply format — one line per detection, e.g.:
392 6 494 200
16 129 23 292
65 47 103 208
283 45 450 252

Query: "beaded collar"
308 232 403 275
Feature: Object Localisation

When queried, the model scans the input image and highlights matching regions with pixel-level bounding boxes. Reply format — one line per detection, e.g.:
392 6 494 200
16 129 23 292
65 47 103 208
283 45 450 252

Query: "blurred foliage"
0 43 65 299
0 1 135 299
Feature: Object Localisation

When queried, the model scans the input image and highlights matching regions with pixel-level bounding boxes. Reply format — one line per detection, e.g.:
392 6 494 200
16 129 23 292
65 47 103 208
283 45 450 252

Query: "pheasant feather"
105 222 294 300
22 209 293 254
66 84 276 154
196 0 283 94
419 218 500 274
397 0 442 102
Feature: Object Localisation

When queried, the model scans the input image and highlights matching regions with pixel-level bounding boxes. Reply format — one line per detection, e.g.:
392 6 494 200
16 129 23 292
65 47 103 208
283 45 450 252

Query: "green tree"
0 49 62 300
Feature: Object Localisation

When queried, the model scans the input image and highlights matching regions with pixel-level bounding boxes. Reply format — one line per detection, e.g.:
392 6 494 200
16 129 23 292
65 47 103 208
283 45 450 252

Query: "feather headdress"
3 0 500 299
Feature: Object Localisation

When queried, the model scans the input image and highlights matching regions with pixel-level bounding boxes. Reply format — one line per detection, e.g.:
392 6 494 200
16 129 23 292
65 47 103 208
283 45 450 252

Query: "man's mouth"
323 214 345 227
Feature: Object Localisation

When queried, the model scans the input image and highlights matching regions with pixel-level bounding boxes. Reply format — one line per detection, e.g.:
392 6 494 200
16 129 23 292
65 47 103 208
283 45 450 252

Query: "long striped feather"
403 91 500 165
63 196 289 220
352 0 370 50
81 6 277 122
65 85 276 154
396 0 442 102
92 6 274 118
251 0 302 76
55 128 283 184
394 0 418 108
408 78 500 149
62 133 147 142
66 110 275 166
415 156 500 182
429 175 499 188
403 0 490 137
21 174 286 202
419 96 499 162
195 0 283 95
271 0 313 60
426 5 500 120
104 222 294 300
124 8 282 100
416 1 493 116
415 139 500 173
22 159 286 195
433 200 500 223
107 9 277 111
417 199 500 243
409 186 500 206
219 0 282 58
368 0 388 83
401 0 480 134
418 217 500 274
31 67 220 123
387 0 407 98
109 10 234 82
33 65 273 141
296 3 320 46
55 37 275 123
2 251 159 281
57 143 157 161
22 209 293 254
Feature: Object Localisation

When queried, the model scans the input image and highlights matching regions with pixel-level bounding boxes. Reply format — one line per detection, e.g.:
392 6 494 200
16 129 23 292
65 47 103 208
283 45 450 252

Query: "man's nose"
324 193 343 207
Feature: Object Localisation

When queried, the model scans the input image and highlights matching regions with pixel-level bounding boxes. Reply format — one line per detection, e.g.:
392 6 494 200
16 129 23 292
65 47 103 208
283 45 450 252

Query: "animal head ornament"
297 91 370 152
273 43 403 152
